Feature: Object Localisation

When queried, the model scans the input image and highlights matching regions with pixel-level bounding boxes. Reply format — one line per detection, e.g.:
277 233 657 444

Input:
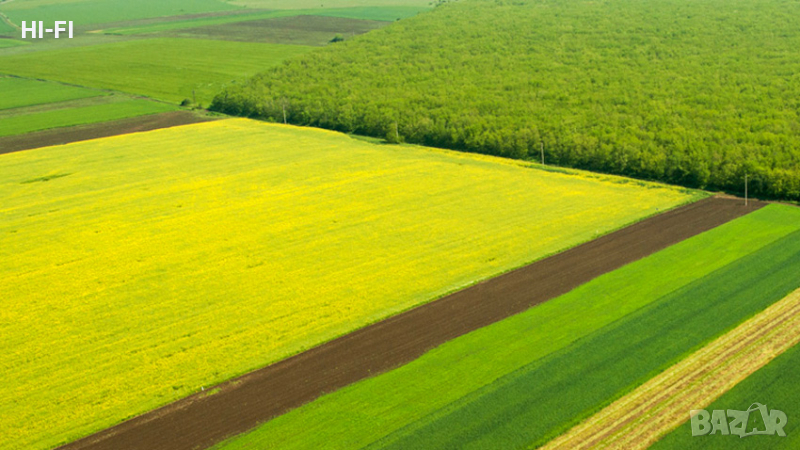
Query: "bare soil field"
0 111 216 154
543 288 800 449
165 15 388 45
58 197 764 450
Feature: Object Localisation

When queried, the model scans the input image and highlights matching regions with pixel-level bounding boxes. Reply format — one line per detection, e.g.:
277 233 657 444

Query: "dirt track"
58 197 764 450
0 111 216 154
543 288 800 449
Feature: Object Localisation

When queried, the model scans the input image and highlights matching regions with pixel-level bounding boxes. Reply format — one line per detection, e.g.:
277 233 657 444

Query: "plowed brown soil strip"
58 197 764 450
0 111 217 154
543 288 800 450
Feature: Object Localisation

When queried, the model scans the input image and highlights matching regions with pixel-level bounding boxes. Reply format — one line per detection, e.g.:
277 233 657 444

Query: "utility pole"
745 174 748 207
540 142 545 165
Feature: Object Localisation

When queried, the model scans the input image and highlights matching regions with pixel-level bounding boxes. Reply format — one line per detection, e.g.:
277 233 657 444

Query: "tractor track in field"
58 196 765 450
543 288 800 450
0 111 217 154
0 11 19 31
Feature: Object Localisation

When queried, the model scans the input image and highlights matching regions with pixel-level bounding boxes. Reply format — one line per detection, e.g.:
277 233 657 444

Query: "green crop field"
0 20 14 34
0 119 696 450
0 38 313 104
211 205 800 450
213 0 800 200
0 77 103 111
652 342 800 449
0 99 176 137
0 38 314 104
0 0 239 27
0 38 26 47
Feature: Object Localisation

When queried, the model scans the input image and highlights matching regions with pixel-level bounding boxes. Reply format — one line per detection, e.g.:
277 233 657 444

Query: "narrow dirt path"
543 288 800 450
0 13 19 31
58 197 764 450
0 1 20 32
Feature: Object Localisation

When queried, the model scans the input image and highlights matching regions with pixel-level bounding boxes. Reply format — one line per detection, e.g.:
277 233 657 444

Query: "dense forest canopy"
212 0 800 200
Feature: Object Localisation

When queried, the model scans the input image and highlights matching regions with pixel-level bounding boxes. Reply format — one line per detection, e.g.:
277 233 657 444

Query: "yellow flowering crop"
0 119 699 449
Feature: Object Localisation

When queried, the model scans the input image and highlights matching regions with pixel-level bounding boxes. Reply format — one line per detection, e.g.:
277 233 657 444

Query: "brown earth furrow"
543 288 800 450
0 111 217 154
57 196 764 450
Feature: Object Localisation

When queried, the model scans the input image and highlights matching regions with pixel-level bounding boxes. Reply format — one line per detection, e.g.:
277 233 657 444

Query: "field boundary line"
541 288 800 450
0 110 216 153
0 11 19 31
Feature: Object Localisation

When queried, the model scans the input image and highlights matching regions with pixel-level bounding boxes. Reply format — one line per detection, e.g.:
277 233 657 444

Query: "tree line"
212 0 800 200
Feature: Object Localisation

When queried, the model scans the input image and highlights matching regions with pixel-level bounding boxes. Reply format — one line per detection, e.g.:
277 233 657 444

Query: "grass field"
0 99 176 137
0 19 15 34
0 38 313 104
0 119 696 450
0 77 103 111
0 0 239 27
211 205 800 450
652 341 800 449
0 38 26 48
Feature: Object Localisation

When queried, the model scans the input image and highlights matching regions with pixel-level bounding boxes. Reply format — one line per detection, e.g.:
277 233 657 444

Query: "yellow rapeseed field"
0 119 699 449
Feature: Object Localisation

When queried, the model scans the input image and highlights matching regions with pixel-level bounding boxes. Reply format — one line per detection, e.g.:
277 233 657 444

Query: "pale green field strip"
0 38 26 47
653 336 800 449
0 77 103 110
0 119 695 450
0 93 125 119
0 34 134 58
0 0 239 27
0 99 176 137
212 205 800 450
0 38 314 103
103 7 428 35
544 288 800 449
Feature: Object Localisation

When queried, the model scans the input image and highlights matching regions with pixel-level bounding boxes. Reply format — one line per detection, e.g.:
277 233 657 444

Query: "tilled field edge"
57 197 764 450
542 288 800 450
0 111 217 154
